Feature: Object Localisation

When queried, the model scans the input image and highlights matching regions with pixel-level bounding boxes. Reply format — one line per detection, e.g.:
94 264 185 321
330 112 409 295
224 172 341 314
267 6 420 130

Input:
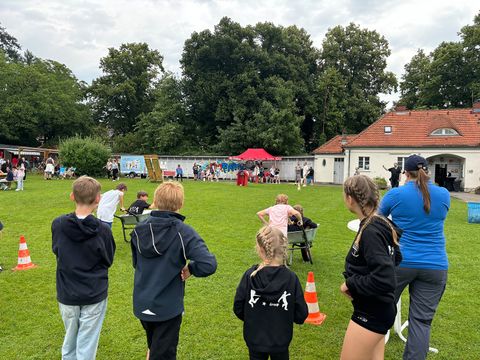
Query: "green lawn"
0 175 479 359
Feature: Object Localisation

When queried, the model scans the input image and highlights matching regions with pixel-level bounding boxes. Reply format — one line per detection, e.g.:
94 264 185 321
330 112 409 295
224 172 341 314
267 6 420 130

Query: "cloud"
0 0 478 103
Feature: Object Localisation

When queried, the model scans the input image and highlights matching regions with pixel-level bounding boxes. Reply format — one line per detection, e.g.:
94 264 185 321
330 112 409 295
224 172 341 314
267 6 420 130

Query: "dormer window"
384 126 392 134
430 128 459 136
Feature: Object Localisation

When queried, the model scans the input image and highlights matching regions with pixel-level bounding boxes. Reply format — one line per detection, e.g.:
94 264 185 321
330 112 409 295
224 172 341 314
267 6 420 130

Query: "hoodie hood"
131 212 184 259
250 266 293 301
361 216 403 244
61 213 100 242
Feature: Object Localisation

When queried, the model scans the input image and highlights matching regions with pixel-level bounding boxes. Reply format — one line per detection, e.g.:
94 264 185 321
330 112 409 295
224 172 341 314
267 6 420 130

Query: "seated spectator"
128 191 151 215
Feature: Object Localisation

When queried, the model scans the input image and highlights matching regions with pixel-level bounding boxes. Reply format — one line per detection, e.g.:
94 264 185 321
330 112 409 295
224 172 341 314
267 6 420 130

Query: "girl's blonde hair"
251 226 288 277
343 175 398 246
275 194 288 204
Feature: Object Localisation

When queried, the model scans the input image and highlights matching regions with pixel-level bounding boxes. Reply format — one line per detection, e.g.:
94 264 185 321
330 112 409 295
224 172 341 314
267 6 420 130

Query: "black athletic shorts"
351 297 396 335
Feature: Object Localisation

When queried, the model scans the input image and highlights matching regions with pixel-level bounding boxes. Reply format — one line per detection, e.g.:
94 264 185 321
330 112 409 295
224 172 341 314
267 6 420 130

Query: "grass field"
0 175 479 359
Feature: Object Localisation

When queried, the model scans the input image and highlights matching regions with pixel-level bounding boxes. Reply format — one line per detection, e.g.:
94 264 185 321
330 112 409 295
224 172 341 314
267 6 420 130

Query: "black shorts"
351 298 396 335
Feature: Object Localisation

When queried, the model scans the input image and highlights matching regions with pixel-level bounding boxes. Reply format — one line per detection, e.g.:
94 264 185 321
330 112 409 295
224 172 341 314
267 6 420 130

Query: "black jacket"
131 211 217 322
287 215 318 232
52 213 116 305
128 199 150 215
344 216 402 303
233 265 308 353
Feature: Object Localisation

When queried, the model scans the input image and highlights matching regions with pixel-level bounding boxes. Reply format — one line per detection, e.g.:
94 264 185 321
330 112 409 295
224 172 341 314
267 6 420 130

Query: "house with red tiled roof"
313 102 480 191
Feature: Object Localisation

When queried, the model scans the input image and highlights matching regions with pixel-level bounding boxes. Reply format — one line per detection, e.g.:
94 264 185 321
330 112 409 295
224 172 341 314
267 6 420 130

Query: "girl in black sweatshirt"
234 226 308 360
340 175 402 360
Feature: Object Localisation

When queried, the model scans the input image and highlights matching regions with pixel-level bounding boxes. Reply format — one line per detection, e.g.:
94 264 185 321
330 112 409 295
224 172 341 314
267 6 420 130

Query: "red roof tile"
313 135 357 154
346 109 480 148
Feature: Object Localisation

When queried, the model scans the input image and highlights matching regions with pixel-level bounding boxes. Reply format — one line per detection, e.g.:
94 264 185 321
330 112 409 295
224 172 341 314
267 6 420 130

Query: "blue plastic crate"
467 202 480 224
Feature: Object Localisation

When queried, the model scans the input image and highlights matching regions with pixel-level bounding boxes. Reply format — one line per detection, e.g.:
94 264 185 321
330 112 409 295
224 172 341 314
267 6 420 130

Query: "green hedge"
59 136 111 176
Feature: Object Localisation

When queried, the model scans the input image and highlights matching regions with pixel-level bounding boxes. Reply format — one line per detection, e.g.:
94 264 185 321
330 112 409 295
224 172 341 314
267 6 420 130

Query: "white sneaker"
15 189 21 191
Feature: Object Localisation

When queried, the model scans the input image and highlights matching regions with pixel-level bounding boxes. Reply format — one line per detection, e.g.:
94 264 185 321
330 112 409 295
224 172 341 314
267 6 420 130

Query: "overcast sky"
1 0 478 103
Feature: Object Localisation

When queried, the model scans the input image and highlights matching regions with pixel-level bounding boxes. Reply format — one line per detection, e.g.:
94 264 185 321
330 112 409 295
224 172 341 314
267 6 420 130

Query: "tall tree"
181 17 318 154
312 67 347 147
0 23 21 61
135 73 187 154
399 49 431 109
320 23 397 133
399 12 480 108
0 54 92 145
460 11 480 102
89 43 164 135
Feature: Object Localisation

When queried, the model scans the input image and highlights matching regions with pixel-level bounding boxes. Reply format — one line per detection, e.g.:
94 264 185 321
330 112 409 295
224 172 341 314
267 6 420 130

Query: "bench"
114 212 151 242
287 227 318 265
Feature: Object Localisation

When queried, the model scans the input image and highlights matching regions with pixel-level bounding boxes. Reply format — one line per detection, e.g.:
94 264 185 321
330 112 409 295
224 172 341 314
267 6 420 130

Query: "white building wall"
346 148 480 191
314 155 337 183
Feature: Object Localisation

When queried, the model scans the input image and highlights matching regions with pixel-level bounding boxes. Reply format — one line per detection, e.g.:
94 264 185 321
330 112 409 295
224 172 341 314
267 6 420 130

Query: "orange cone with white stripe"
304 271 326 325
12 235 37 271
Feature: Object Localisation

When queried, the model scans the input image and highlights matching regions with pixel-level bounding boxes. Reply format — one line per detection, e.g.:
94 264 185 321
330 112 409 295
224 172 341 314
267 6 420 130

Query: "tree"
320 23 397 133
460 11 480 102
400 49 431 109
0 23 21 61
217 77 304 155
399 12 480 109
89 43 164 135
135 73 187 154
312 67 347 148
0 54 92 145
181 17 319 154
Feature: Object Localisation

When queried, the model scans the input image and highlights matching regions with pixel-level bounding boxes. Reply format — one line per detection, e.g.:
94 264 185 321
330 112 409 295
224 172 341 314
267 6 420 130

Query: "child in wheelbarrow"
287 205 318 262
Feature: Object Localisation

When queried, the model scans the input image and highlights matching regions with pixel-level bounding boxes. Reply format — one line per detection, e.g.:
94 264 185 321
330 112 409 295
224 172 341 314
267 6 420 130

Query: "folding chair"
287 227 318 265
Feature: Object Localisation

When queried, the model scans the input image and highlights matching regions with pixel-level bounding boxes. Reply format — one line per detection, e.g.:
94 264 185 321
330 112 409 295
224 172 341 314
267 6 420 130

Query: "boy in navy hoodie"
52 176 116 359
131 181 217 360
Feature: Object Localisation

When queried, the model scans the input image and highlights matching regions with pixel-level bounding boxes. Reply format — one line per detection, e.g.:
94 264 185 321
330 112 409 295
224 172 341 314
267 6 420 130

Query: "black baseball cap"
404 155 428 172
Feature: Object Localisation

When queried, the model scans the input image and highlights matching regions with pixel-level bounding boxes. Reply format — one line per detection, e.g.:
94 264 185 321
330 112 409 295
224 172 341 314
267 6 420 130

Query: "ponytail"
408 168 431 213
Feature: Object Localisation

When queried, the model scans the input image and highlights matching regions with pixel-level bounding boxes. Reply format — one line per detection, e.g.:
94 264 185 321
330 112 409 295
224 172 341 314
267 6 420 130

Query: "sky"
1 0 478 103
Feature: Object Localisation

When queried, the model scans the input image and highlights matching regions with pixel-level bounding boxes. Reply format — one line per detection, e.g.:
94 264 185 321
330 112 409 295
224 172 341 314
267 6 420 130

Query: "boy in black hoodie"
234 226 308 360
131 181 217 360
52 176 116 360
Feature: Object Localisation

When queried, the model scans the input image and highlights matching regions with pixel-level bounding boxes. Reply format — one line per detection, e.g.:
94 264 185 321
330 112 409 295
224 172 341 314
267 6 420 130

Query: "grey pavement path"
450 192 480 203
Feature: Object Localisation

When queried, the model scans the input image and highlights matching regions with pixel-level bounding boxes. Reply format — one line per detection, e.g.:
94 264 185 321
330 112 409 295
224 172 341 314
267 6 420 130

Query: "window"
430 128 459 136
358 156 370 170
384 126 392 134
397 157 408 171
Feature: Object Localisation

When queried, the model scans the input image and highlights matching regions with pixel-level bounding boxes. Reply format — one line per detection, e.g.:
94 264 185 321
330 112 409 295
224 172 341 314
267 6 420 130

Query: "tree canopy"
89 43 164 136
399 11 480 108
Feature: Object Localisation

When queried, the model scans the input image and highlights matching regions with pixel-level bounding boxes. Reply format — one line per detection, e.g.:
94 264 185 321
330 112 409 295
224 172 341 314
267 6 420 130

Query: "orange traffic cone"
12 235 37 271
304 271 326 325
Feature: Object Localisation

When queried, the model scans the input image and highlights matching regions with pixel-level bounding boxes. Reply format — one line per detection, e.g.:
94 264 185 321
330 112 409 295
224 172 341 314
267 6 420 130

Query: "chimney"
395 105 407 112
473 99 480 113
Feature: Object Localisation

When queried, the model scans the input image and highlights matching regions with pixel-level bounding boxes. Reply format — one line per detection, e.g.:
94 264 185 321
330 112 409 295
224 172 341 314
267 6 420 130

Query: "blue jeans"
59 299 108 360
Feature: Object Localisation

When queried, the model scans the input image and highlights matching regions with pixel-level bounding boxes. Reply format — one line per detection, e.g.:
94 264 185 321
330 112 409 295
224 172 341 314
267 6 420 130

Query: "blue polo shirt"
379 181 450 270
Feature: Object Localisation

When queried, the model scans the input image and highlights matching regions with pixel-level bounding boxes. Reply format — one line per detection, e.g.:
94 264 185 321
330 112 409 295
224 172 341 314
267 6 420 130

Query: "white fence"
155 155 315 182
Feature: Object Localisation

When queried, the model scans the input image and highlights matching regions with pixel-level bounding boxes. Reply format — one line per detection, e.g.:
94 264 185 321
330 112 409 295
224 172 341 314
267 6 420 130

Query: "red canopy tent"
229 148 282 161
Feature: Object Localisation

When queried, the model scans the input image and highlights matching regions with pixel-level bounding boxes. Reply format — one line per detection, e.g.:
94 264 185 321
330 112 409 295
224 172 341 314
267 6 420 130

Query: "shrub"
59 136 111 176
373 176 388 190
475 186 480 195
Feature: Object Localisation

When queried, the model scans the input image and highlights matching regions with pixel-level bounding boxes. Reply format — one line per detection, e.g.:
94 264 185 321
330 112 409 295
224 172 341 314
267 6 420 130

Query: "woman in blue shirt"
379 155 450 360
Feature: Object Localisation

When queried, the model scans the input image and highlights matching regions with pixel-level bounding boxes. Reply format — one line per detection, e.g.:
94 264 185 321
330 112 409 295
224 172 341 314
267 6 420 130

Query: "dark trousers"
249 349 289 360
175 174 183 182
394 268 448 360
391 179 399 188
141 314 182 360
